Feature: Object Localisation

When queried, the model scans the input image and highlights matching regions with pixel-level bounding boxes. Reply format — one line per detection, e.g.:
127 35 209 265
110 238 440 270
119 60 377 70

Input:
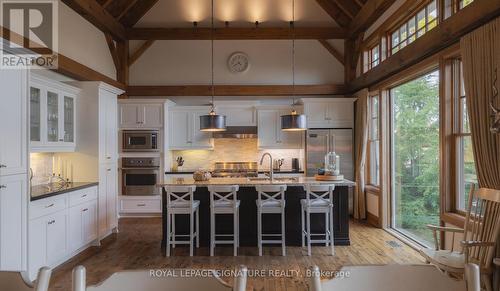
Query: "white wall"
58 3 116 80
129 39 344 86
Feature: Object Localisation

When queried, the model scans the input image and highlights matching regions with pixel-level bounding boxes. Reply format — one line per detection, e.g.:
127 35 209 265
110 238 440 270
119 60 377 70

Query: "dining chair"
72 265 248 291
419 185 500 291
0 267 51 291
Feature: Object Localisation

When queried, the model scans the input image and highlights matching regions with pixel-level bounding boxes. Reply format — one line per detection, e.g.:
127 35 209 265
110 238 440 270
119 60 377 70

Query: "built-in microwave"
122 130 159 152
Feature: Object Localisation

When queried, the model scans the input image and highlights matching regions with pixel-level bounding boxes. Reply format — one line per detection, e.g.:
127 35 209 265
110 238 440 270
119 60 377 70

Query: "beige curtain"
460 16 500 290
353 89 369 220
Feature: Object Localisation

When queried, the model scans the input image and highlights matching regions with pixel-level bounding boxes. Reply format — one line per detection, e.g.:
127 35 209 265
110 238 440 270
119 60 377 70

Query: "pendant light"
200 0 226 132
281 0 307 131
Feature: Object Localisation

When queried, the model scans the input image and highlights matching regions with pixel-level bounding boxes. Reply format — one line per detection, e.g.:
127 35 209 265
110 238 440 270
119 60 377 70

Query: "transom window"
365 45 380 72
390 0 438 54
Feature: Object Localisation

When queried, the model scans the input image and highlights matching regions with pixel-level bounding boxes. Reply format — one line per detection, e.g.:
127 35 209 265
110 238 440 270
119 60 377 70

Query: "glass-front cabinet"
30 74 79 152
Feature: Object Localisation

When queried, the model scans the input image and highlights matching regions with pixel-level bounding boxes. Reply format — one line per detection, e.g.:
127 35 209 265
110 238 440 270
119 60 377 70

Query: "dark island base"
161 186 350 253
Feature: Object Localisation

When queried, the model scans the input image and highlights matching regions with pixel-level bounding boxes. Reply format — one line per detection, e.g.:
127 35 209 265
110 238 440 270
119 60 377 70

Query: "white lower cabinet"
69 200 97 253
119 196 161 214
99 163 118 237
0 174 27 271
28 186 98 280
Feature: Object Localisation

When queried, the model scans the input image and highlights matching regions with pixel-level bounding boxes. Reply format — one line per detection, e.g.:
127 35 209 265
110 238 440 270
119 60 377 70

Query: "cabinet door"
168 111 190 149
0 174 26 271
68 205 83 253
328 102 354 128
46 210 68 265
218 107 256 126
278 110 304 149
257 110 279 148
30 87 42 143
191 111 213 149
28 216 46 280
143 104 163 128
305 102 330 128
0 69 27 176
46 90 60 143
62 95 75 143
106 165 118 232
102 91 118 162
82 201 98 244
119 103 140 128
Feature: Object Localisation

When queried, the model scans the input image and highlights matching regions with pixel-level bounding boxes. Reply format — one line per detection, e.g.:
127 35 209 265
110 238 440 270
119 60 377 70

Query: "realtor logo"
1 0 58 69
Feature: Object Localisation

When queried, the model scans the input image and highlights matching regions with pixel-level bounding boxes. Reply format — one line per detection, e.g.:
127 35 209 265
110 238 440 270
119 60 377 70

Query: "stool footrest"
261 240 284 244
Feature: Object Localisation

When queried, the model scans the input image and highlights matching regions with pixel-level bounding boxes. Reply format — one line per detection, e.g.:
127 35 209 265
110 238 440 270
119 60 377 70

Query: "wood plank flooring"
49 218 423 291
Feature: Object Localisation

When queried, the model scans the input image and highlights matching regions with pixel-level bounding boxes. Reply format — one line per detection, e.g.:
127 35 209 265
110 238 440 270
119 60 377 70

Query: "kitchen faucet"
259 152 273 180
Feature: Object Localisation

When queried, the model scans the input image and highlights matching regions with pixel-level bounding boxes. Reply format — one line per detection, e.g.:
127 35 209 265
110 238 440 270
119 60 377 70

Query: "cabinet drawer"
68 186 98 207
120 198 161 213
30 195 67 220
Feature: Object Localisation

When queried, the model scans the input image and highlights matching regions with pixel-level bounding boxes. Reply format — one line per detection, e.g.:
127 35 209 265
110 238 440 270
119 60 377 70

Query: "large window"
390 0 438 54
454 60 477 211
390 71 440 246
368 95 380 186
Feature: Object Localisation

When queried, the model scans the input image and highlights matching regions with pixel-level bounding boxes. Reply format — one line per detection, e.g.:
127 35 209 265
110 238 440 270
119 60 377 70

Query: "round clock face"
228 52 249 73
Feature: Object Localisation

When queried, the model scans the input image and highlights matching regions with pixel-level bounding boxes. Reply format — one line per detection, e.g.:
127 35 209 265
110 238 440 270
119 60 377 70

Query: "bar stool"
255 185 287 256
301 184 335 256
208 185 240 256
165 185 199 256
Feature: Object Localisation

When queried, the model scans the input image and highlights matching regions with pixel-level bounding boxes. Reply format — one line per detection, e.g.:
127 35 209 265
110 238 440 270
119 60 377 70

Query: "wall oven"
122 130 159 152
121 157 160 196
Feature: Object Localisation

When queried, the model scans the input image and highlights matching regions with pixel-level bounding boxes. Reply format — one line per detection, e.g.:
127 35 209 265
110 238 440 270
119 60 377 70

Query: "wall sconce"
225 21 229 27
193 21 198 28
255 21 259 28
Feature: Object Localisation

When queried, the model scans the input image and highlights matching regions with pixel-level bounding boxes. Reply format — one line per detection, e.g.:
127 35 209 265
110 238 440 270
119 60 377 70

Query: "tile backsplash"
30 153 76 185
171 138 304 171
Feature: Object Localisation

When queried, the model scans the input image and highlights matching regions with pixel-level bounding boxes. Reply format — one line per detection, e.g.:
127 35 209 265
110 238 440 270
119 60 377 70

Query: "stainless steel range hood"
212 126 257 139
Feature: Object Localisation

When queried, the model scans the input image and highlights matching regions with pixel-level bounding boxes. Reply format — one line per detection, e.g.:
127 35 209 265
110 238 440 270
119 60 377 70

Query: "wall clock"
227 52 250 73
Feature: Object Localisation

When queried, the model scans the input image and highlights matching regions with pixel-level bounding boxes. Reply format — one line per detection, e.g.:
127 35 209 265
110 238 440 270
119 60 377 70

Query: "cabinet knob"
82 208 89 212
48 220 56 225
106 157 111 159
0 164 6 168
59 139 63 141
0 185 6 189
107 168 111 171
81 194 87 198
137 203 146 207
45 203 54 208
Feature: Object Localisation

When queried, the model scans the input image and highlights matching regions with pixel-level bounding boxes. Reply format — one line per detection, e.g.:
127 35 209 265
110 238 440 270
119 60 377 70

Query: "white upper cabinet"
168 108 213 150
0 69 27 176
217 106 256 126
119 102 163 129
29 74 79 152
303 98 356 128
257 108 303 149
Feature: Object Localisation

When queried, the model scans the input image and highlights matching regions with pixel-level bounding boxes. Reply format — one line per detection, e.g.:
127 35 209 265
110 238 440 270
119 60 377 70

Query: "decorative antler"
490 68 500 134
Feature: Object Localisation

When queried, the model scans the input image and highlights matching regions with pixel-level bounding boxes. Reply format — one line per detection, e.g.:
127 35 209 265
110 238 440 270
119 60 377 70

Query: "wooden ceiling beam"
120 0 160 27
315 0 352 27
318 40 345 66
349 0 397 35
129 40 155 66
333 0 358 19
126 84 347 97
117 0 140 20
348 0 500 92
128 27 347 40
61 0 127 40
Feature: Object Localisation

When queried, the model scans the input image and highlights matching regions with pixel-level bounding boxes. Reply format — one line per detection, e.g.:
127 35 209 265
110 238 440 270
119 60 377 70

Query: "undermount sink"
247 177 271 181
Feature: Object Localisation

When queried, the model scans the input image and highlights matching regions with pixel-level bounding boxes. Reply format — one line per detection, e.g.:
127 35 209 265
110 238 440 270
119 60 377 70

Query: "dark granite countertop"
30 182 99 201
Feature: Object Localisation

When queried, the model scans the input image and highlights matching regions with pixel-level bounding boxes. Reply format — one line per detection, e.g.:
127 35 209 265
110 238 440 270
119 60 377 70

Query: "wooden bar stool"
164 185 199 256
255 185 287 256
208 185 240 256
301 184 335 256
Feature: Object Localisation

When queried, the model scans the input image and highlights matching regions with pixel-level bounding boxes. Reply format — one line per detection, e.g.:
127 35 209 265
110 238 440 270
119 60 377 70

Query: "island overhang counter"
159 177 355 251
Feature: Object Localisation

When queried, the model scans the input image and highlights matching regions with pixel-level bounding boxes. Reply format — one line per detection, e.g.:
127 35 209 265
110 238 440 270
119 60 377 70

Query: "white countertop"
159 176 355 187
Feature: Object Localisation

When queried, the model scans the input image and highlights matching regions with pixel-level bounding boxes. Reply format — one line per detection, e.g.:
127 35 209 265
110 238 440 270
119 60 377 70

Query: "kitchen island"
160 177 355 253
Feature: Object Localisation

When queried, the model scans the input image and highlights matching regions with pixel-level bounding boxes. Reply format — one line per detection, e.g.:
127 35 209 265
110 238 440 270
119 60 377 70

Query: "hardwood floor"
49 218 423 291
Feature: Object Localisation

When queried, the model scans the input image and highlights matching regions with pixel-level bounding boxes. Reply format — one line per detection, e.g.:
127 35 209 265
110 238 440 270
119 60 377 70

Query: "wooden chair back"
462 185 500 270
165 185 196 208
208 185 239 209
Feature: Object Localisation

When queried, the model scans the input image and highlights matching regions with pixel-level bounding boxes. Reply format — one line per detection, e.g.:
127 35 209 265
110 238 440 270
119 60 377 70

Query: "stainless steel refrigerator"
306 129 354 214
